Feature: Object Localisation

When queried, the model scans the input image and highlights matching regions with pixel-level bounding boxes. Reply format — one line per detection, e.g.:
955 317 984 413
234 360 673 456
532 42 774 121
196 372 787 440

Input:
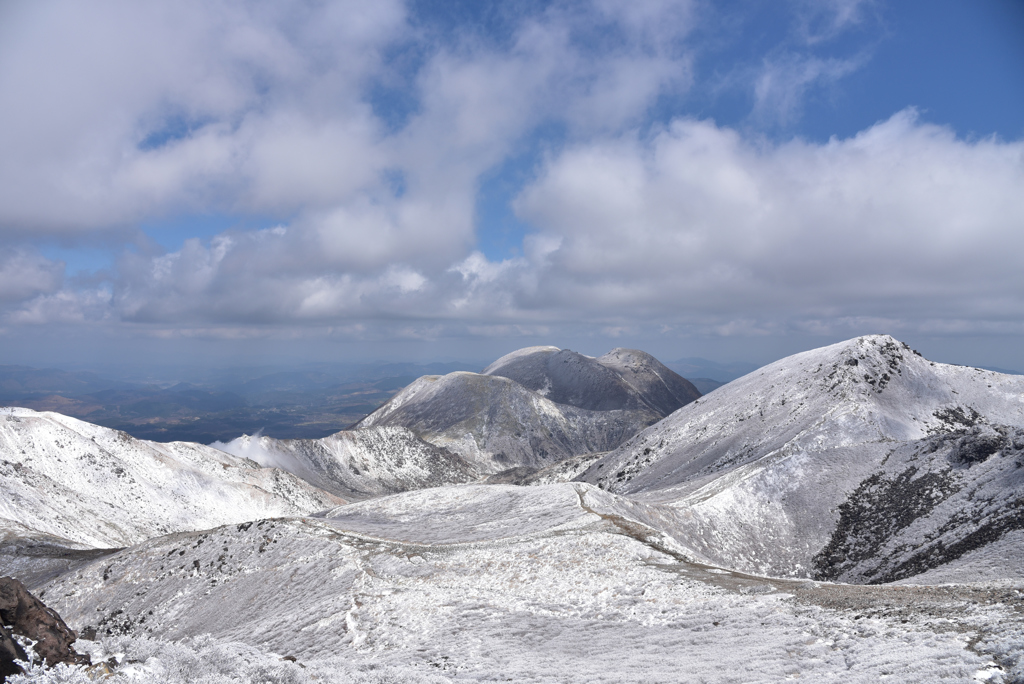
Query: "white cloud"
0 251 64 303
1 0 1022 361
513 110 1024 329
752 53 865 126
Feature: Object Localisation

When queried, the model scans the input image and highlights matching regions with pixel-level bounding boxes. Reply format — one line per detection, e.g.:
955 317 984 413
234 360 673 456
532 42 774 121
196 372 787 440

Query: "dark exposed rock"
929 405 984 434
0 623 28 681
814 427 1024 584
950 425 1006 466
0 576 90 671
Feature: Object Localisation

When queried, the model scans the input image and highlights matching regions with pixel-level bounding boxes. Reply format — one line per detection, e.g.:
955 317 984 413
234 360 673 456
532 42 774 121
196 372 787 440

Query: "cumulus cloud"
511 110 1024 332
12 108 1019 346
0 251 64 303
2 0 1022 357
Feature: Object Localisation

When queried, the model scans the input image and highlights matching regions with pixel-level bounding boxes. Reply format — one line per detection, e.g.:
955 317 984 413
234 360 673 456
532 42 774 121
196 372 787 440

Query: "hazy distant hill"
666 357 759 383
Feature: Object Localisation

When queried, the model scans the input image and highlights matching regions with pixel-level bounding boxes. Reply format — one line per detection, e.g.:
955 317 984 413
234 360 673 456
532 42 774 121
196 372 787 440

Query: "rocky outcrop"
0 622 28 682
0 576 89 675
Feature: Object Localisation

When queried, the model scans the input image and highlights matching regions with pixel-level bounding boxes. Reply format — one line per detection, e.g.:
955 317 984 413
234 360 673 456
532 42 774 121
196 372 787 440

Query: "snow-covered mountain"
356 346 698 474
578 335 1024 582
483 346 700 414
0 408 343 550
357 371 659 473
5 335 1024 681
213 426 477 500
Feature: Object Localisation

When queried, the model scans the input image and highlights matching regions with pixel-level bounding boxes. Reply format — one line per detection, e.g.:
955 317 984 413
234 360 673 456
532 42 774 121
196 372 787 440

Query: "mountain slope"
483 346 700 414
30 483 1019 682
213 426 478 500
356 346 698 474
578 335 1024 581
0 408 343 549
357 372 659 473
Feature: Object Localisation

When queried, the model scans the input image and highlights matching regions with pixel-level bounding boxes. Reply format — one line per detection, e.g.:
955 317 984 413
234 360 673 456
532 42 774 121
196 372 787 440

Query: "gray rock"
0 576 89 672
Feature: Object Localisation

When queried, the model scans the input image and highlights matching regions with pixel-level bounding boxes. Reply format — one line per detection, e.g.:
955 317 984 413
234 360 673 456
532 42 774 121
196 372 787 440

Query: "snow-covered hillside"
355 346 699 475
483 346 700 414
358 371 659 473
5 334 1024 682
578 335 1024 581
213 426 478 500
33 484 1024 683
0 408 343 549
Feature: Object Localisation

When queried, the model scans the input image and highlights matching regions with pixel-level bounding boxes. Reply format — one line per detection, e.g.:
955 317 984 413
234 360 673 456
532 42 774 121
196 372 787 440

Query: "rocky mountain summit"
483 346 700 414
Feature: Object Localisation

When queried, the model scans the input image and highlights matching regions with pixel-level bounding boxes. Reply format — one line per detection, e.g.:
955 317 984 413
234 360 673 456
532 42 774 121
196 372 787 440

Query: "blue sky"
0 0 1022 372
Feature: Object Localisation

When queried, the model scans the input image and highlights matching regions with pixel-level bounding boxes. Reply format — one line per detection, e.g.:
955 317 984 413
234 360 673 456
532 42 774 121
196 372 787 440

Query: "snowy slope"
213 426 478 500
32 483 1024 683
358 372 659 473
578 335 1024 581
483 346 700 414
0 408 343 549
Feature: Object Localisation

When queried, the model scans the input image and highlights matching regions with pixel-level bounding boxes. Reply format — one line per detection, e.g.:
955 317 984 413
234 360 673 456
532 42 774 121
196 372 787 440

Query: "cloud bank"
0 0 1022 360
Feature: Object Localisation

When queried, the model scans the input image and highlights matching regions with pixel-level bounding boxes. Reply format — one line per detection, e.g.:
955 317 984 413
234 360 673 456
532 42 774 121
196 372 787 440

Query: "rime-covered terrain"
26 484 1024 683
357 346 697 474
4 336 1024 683
483 346 700 414
578 335 1024 582
212 426 477 500
357 372 659 473
0 408 342 552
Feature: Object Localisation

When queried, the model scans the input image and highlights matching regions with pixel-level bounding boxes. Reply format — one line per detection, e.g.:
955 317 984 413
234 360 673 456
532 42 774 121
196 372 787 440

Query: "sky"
0 0 1022 373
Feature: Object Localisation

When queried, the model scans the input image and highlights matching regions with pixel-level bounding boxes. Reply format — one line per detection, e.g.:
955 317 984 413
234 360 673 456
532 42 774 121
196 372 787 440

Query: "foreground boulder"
0 576 89 676
0 622 27 682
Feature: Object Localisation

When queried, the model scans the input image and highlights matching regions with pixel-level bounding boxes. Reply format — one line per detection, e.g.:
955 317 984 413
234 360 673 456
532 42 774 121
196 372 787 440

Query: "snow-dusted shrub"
7 661 92 684
8 634 457 684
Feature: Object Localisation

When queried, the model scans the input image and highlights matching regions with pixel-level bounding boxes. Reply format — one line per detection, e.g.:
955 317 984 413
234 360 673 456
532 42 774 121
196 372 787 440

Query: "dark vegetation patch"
815 427 1024 584
929 405 985 435
813 465 958 583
